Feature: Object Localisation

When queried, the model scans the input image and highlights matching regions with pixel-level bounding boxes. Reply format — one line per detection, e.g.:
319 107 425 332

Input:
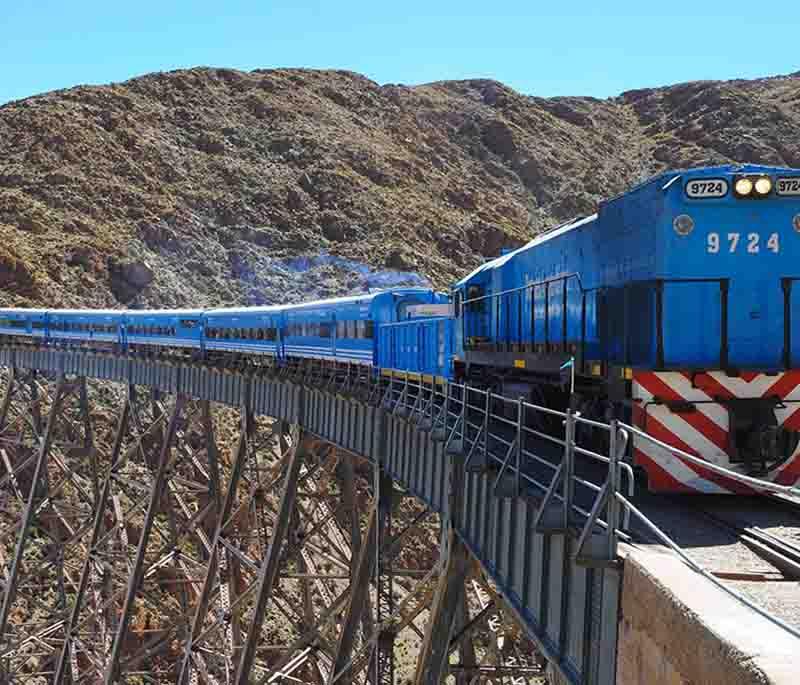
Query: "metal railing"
367 374 635 566
364 372 800 639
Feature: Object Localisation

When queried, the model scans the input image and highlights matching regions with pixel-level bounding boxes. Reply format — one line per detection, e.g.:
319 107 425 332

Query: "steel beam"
177 410 252 684
371 467 395 685
327 465 395 685
103 395 186 684
0 376 68 645
327 502 378 685
53 387 132 684
233 425 304 685
413 530 470 685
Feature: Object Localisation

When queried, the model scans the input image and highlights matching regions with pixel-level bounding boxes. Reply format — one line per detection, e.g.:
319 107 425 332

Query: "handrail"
377 374 800 638
460 272 584 306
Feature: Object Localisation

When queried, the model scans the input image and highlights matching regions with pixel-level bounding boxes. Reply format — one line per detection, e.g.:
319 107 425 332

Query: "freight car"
452 164 800 493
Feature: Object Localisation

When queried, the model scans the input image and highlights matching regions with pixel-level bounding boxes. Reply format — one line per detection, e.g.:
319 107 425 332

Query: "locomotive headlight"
735 177 754 196
755 177 773 196
794 214 800 233
673 214 695 236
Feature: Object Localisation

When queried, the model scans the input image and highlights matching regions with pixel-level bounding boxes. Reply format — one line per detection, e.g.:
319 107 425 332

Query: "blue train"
453 164 800 493
0 288 452 374
3 164 800 493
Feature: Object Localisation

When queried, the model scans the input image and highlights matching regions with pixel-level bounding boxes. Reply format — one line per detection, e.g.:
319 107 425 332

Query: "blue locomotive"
452 164 800 493
2 164 800 493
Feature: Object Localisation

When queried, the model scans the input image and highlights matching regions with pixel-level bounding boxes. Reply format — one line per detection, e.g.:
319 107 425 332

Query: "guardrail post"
432 382 450 442
562 408 576 529
606 420 621 560
533 408 574 533
516 397 523 496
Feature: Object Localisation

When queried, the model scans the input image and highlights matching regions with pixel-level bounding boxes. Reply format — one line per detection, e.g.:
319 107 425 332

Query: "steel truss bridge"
0 346 631 684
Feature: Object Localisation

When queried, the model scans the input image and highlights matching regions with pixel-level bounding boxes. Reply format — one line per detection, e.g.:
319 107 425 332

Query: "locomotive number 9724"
686 179 728 199
706 232 780 254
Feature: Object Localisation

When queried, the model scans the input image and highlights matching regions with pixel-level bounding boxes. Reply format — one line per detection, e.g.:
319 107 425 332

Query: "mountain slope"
1 67 800 308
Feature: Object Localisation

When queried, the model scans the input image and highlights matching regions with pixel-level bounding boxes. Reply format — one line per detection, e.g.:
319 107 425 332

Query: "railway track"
693 497 800 581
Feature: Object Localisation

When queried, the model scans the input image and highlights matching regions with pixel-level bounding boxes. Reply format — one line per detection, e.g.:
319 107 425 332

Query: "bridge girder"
0 369 545 685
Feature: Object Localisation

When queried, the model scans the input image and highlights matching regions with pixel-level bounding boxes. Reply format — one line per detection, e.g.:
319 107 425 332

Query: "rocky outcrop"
1 67 799 309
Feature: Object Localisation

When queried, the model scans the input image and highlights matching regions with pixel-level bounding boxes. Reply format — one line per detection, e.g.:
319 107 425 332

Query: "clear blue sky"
2 1 798 105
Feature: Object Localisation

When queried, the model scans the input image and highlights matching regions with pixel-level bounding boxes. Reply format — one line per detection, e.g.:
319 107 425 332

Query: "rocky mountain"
2 67 800 309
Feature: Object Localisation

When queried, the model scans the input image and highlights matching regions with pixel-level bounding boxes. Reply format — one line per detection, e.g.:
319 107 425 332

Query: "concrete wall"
616 547 796 685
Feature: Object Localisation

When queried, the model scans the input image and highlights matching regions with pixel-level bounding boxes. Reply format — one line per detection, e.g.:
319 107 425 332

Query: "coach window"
336 321 345 338
346 320 356 338
319 323 331 338
365 320 374 339
356 320 366 339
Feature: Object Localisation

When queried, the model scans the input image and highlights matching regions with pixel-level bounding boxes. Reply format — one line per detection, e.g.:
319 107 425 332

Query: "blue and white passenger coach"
202 306 283 359
453 164 800 493
125 310 204 353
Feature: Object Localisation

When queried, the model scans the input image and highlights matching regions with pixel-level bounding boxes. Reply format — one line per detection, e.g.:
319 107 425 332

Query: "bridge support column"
328 480 385 684
0 375 69 648
104 394 187 683
234 423 305 685
413 529 470 685
177 409 256 684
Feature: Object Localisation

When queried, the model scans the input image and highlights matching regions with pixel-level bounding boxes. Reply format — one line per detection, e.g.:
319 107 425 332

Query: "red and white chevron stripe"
632 371 800 493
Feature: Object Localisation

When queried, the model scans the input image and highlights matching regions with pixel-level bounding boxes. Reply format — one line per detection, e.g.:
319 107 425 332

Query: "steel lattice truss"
0 371 544 684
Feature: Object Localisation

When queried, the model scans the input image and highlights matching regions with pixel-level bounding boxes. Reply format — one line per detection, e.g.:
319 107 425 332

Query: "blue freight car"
453 164 800 493
377 316 454 382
